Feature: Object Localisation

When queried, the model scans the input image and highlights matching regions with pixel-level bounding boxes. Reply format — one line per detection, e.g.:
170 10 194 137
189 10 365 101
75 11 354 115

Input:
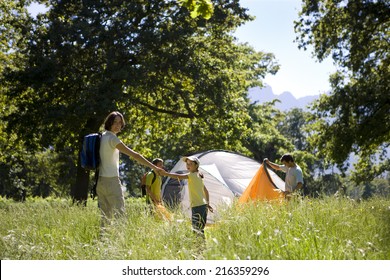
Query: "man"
145 158 164 206
264 154 304 196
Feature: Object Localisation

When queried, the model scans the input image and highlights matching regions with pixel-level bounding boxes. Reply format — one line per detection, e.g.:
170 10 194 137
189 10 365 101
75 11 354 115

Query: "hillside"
248 85 319 111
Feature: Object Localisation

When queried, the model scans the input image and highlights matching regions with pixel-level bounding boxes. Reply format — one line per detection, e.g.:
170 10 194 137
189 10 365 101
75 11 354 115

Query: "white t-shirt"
280 165 304 192
99 131 122 177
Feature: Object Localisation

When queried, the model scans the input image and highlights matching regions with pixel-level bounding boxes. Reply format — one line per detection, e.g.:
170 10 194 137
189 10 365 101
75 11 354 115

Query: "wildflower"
3 234 15 241
346 240 354 247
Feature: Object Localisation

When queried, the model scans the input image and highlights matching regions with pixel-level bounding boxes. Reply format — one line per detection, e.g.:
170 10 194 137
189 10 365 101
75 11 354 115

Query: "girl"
165 156 213 236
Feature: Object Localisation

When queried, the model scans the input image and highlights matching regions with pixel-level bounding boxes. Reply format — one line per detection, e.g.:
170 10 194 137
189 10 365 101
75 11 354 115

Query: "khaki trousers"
96 176 125 227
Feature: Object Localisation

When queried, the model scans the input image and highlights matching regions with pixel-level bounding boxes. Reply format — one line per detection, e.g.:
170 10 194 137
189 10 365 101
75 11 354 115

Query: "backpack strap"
151 170 157 185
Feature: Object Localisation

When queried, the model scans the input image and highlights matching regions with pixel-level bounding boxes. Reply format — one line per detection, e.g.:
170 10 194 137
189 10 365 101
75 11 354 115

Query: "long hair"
104 111 125 130
194 162 204 178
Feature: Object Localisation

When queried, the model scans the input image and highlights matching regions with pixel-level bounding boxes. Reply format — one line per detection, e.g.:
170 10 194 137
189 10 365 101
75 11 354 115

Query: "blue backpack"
80 133 102 170
80 133 102 199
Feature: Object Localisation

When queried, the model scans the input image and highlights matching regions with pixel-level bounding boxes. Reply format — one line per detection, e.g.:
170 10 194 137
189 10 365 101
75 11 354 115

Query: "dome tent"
162 150 285 223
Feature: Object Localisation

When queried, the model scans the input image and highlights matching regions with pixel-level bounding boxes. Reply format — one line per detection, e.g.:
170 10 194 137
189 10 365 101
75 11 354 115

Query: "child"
165 156 213 236
145 158 164 206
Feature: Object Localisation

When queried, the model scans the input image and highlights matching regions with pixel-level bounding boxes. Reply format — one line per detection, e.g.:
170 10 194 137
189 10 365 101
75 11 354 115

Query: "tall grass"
206 197 390 260
1 196 389 260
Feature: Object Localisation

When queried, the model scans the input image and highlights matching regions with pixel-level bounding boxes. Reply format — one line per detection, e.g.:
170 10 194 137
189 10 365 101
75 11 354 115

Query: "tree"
0 0 35 199
294 0 390 181
278 108 310 151
179 0 214 19
3 0 277 202
245 100 294 162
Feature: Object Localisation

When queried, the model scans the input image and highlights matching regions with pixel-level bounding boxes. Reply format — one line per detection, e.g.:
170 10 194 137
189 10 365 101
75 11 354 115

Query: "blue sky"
236 0 336 98
29 0 335 98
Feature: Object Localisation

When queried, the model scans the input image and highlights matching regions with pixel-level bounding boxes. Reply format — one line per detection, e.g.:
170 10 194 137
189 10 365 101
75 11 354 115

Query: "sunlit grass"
205 197 390 260
0 196 389 260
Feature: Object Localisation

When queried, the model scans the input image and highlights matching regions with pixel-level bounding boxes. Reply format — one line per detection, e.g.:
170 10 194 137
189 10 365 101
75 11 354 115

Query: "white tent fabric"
161 150 261 223
180 164 235 222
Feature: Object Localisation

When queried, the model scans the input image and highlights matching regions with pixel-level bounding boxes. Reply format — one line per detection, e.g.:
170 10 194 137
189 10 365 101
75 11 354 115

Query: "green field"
1 196 389 260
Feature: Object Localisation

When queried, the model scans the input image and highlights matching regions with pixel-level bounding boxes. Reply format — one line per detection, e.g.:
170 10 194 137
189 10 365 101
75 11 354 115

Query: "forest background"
0 0 389 203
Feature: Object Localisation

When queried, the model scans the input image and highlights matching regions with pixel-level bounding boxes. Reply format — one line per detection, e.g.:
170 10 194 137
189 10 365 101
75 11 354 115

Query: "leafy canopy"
2 0 278 200
295 0 390 179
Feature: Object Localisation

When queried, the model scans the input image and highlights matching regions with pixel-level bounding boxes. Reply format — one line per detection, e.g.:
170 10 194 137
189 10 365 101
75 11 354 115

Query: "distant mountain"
248 85 319 111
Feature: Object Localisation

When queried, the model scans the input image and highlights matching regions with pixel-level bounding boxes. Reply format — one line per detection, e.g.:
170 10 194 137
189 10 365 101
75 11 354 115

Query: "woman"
97 111 164 227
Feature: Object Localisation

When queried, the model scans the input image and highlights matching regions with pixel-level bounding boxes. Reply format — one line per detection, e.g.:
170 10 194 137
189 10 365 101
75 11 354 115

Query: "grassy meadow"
0 196 389 260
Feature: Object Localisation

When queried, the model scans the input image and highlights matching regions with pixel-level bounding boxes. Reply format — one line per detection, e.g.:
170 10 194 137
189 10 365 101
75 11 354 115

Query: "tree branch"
136 99 196 118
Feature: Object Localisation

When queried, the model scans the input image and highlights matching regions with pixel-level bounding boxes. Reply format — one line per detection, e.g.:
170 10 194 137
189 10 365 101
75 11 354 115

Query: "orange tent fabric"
239 163 285 202
155 204 173 221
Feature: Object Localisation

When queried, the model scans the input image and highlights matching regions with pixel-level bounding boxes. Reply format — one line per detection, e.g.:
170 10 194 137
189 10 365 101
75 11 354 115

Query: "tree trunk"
71 155 90 205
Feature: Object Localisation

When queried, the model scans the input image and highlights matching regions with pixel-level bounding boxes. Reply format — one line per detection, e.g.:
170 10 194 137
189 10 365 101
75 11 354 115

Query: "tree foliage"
245 100 294 162
0 0 35 199
295 0 390 181
2 0 278 202
179 0 214 19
